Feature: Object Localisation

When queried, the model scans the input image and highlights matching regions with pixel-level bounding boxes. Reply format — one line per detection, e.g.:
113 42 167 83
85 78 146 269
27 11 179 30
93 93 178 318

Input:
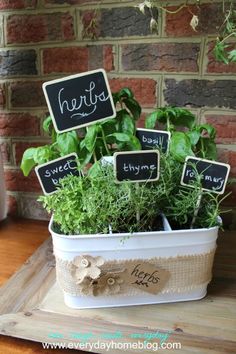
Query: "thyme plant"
39 163 173 235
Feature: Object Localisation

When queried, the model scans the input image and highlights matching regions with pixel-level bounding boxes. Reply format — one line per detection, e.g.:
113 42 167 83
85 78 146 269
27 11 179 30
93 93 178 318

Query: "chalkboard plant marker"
136 128 171 153
181 156 231 228
114 150 160 183
181 156 230 195
35 153 80 195
42 69 116 133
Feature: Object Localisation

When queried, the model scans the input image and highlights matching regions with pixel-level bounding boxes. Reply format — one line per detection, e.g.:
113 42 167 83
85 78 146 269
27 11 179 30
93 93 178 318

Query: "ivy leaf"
57 131 79 155
213 41 230 64
170 132 194 162
123 97 141 120
228 49 236 62
20 147 37 176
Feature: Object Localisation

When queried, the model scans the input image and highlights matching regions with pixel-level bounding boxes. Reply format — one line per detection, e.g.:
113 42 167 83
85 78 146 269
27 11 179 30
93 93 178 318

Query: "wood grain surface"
0 217 235 354
0 217 89 354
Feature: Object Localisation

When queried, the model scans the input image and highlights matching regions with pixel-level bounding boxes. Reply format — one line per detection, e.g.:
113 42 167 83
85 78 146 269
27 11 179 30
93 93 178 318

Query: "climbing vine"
136 0 236 64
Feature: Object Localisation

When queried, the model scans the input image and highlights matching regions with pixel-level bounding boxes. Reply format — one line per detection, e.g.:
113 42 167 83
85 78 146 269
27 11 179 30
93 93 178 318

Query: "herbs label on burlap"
124 261 170 295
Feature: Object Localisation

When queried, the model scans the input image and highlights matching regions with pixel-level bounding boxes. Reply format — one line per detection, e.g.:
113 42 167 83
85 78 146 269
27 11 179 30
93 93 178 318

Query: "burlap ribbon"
55 248 216 297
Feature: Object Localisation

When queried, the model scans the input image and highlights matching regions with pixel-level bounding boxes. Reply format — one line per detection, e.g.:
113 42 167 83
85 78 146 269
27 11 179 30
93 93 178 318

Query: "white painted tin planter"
50 215 219 309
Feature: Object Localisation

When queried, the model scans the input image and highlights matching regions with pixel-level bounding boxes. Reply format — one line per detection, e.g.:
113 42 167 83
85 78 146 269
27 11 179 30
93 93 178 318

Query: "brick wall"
0 0 235 227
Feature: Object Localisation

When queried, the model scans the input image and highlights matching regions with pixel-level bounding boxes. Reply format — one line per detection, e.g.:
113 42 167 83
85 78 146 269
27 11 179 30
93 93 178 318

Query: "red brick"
122 43 200 72
43 47 88 74
43 45 114 74
103 46 114 72
10 81 46 108
109 78 157 108
87 45 114 72
218 148 236 177
207 42 236 74
14 141 46 165
0 0 36 10
205 115 236 144
82 10 100 39
0 84 6 108
7 13 74 44
165 4 223 37
7 195 18 216
0 113 40 137
4 169 41 192
0 141 11 164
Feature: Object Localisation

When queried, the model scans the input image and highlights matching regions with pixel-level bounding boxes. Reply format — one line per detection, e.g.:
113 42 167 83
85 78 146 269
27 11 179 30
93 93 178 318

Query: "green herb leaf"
43 116 53 134
83 125 100 152
186 130 200 146
109 132 131 142
119 111 135 135
145 111 158 129
118 87 134 99
197 124 216 139
170 132 194 162
56 131 79 155
20 147 38 176
123 97 141 120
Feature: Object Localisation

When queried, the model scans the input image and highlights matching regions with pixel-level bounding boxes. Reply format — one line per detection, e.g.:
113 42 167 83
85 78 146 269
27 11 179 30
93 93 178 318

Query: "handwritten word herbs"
58 81 109 119
181 157 230 194
136 129 170 153
114 151 160 183
125 261 170 295
43 69 116 133
35 154 80 195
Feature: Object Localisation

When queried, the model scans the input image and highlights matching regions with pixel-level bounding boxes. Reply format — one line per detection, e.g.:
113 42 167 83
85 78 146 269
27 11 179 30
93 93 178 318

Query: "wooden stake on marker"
136 183 140 223
190 191 203 229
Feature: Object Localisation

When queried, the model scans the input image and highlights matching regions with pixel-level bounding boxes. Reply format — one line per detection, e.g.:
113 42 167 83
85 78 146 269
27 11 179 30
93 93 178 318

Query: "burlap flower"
72 255 104 284
92 272 124 296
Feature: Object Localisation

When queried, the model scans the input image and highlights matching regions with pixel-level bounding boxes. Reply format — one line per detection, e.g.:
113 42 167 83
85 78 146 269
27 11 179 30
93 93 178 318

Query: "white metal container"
50 216 219 309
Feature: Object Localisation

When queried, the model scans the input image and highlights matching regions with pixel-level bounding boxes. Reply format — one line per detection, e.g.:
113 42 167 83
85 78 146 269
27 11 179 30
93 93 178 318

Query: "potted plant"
20 90 230 309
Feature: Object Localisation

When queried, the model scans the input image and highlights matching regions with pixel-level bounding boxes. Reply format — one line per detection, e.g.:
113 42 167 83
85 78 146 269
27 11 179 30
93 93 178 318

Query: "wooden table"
0 217 85 354
0 217 235 354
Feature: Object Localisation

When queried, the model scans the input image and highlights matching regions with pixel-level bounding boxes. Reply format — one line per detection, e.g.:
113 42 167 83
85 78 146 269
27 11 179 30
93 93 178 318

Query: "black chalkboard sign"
181 156 230 194
114 150 160 183
42 69 116 133
136 128 170 153
35 153 80 195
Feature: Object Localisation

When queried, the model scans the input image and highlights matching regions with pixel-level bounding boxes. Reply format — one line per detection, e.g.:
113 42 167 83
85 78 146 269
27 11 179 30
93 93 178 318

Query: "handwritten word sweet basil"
181 156 230 194
43 69 116 133
35 153 80 195
136 128 170 153
114 150 160 183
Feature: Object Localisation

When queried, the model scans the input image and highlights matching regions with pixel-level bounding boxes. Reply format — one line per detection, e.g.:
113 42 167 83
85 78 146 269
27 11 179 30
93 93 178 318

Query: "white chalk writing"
123 163 156 176
58 81 109 119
